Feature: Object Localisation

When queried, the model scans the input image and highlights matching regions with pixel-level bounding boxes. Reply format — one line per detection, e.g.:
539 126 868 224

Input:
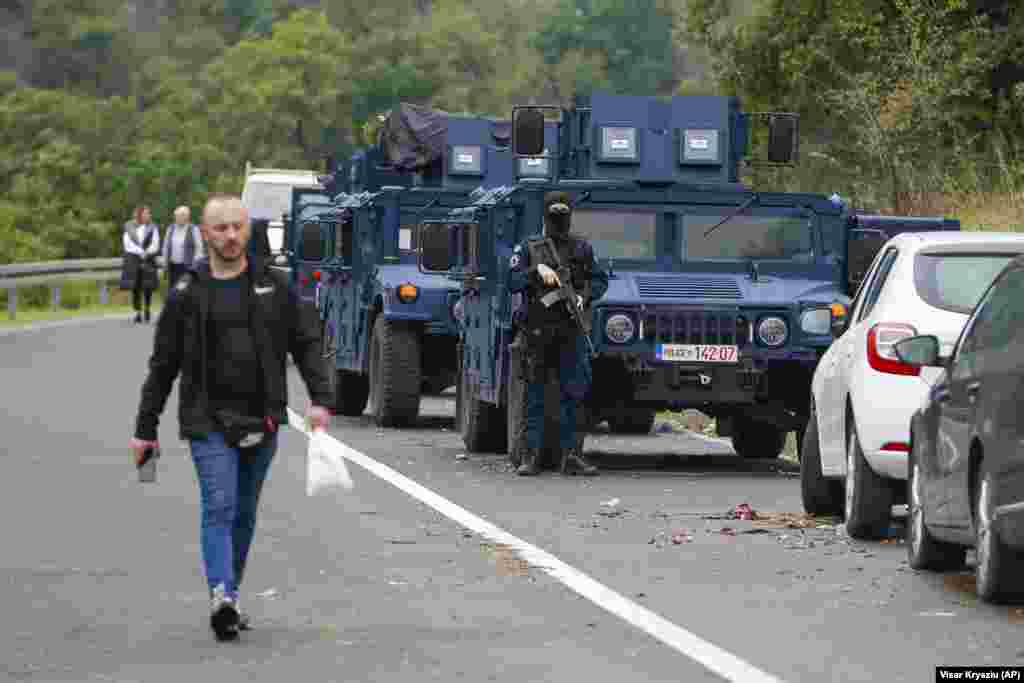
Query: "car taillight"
867 323 919 376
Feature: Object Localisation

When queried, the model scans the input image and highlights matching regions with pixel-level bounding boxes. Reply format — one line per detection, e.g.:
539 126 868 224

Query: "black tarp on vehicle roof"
377 103 511 171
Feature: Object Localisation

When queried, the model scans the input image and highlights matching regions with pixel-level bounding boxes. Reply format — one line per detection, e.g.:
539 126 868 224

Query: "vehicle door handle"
966 381 981 402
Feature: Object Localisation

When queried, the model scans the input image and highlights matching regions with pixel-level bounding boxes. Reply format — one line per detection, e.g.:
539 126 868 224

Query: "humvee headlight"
605 314 635 344
799 308 832 336
757 316 788 347
397 283 419 303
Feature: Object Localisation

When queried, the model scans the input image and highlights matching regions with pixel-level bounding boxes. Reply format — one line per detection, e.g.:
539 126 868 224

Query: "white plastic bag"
306 429 354 496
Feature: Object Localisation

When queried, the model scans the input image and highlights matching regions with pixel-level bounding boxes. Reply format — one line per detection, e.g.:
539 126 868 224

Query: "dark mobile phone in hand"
138 446 159 483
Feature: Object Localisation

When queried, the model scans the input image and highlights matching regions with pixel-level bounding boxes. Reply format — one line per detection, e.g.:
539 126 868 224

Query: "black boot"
561 447 598 476
517 448 541 476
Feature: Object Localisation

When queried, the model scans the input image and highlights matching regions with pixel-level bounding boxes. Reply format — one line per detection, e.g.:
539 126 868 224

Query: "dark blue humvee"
291 106 558 426
418 92 960 462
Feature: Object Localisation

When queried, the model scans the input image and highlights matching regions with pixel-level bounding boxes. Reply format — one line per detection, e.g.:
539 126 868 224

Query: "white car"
240 163 322 253
802 232 1024 538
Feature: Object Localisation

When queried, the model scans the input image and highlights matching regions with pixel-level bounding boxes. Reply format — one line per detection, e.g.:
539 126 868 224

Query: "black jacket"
133 257 332 441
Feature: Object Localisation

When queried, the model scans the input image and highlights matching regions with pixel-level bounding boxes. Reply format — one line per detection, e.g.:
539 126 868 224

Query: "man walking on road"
130 194 333 642
508 191 609 476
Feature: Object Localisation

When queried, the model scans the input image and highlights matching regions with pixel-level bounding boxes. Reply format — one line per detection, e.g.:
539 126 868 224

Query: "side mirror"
513 108 545 156
298 220 326 262
894 335 942 367
418 222 452 273
767 115 798 164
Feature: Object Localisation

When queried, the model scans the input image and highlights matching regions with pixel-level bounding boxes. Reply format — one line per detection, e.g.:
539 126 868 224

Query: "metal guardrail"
0 258 156 320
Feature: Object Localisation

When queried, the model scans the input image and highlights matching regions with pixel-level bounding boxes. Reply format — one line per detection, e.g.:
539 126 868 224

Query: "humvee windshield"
571 210 657 260
683 211 813 262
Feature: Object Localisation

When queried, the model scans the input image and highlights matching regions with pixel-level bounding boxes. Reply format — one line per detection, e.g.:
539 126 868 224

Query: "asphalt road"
1 316 1022 683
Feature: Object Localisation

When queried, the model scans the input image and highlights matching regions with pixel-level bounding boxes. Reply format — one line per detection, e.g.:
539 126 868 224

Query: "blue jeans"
525 333 591 451
190 431 277 599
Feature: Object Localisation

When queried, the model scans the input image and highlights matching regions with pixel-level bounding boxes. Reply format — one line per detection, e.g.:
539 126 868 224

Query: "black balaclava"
543 191 572 243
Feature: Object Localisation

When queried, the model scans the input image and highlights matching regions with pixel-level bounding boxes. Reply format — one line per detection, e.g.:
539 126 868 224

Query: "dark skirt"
120 254 160 291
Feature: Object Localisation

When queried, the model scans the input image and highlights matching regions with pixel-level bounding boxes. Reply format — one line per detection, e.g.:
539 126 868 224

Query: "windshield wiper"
703 193 760 238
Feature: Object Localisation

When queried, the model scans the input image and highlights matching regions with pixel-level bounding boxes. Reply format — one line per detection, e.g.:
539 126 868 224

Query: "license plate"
655 344 738 363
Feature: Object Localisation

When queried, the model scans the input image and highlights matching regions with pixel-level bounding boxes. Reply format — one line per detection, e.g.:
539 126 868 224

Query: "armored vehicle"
419 92 959 462
293 105 557 426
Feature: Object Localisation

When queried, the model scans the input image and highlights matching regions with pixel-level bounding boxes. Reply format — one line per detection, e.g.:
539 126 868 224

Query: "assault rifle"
527 237 596 357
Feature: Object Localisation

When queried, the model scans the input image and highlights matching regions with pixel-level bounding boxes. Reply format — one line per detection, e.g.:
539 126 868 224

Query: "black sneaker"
210 590 240 642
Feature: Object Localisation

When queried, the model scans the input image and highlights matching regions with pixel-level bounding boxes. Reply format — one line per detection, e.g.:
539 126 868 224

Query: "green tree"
198 9 355 171
532 0 679 98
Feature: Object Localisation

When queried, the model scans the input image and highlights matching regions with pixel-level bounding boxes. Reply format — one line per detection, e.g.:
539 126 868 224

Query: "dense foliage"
0 0 1021 263
687 0 1024 209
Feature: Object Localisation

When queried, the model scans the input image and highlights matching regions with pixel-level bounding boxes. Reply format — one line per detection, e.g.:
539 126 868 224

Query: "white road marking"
287 407 786 683
0 313 134 337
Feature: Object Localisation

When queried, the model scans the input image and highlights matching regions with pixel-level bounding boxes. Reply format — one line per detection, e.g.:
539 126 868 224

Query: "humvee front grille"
635 276 741 300
641 310 745 346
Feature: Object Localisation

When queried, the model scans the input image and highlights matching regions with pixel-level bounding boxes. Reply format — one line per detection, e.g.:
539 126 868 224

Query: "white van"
240 162 322 253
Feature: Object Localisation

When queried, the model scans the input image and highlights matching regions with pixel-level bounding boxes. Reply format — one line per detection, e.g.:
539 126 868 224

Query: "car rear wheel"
800 403 844 515
844 418 894 539
907 449 965 571
975 468 1024 603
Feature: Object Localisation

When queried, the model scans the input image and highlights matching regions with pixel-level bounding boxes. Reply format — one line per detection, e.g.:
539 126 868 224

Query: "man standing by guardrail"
129 194 333 642
162 205 205 289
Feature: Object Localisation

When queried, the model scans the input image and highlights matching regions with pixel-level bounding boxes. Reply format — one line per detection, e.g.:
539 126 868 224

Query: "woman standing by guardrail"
120 206 161 323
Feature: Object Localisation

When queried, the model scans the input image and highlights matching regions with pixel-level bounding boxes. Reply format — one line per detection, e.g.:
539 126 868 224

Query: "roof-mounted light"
448 145 484 176
598 126 638 163
680 129 721 166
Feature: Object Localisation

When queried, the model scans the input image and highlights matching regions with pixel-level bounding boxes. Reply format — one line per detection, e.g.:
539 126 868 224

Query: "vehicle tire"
454 344 464 433
459 363 505 453
334 369 370 417
369 316 422 428
732 418 785 459
844 418 894 540
607 407 656 435
907 444 965 571
506 344 527 468
975 466 1024 603
800 404 844 516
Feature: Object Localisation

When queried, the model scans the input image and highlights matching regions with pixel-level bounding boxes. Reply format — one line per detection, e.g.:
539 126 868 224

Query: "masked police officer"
508 191 609 476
